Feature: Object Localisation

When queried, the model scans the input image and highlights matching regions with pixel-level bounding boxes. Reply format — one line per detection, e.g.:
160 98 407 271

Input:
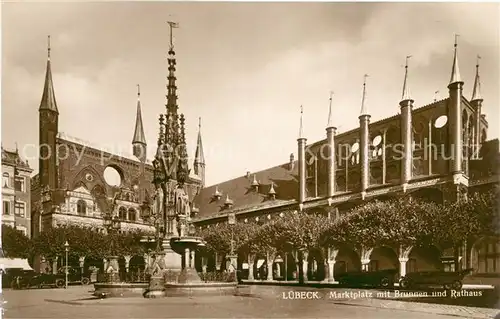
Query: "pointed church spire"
194 117 205 166
298 105 304 139
132 84 147 146
449 34 463 85
327 91 334 128
471 55 483 102
360 74 369 116
39 35 58 113
401 55 413 102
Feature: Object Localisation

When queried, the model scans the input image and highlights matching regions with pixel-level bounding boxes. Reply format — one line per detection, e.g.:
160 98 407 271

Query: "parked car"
11 270 66 289
57 266 92 285
1 268 35 288
337 269 398 288
399 268 474 290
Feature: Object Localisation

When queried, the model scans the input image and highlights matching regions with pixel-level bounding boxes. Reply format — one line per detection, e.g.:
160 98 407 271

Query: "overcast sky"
2 2 499 187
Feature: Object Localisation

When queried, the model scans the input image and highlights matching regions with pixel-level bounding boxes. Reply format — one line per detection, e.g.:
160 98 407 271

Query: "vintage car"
11 270 66 289
57 266 92 285
399 268 474 290
336 269 398 288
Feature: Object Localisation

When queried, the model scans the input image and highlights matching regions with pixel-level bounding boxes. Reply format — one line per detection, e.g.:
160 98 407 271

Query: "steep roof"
194 161 298 218
1 147 32 171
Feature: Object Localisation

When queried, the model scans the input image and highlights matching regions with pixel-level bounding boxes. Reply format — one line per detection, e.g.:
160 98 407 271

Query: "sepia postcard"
1 2 499 318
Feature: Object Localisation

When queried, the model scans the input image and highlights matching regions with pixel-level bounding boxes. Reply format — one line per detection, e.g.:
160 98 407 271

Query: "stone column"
266 260 274 281
359 114 371 196
323 260 336 283
298 137 307 204
400 98 413 186
302 251 309 283
184 248 190 270
326 125 337 197
361 259 370 272
190 250 195 269
247 254 256 281
399 258 408 278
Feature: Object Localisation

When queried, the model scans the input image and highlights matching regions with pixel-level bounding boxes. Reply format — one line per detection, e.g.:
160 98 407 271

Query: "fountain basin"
170 236 203 254
93 282 148 298
163 282 238 297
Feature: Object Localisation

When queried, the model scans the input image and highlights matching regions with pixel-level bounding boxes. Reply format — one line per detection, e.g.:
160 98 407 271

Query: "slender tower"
447 35 464 176
193 117 206 187
326 92 337 198
400 56 414 187
470 55 483 158
132 84 147 203
297 106 307 209
39 35 59 232
359 75 371 198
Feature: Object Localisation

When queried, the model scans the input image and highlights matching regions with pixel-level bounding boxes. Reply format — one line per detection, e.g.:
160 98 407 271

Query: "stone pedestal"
177 268 202 284
161 238 183 270
144 276 165 298
106 256 120 283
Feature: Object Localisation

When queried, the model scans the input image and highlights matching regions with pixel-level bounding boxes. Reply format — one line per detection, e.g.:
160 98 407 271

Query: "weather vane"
167 21 179 50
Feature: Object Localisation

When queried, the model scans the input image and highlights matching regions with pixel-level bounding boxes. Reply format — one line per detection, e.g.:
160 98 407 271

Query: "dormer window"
212 186 222 201
224 195 233 209
251 174 260 192
268 182 276 200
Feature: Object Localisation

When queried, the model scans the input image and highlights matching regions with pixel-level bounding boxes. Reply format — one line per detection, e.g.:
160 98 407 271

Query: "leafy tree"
1 224 32 259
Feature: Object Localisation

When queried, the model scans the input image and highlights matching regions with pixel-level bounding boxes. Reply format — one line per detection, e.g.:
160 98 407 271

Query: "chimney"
289 153 295 171
246 171 251 179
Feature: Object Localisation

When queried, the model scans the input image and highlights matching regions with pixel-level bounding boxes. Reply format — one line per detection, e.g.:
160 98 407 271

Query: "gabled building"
2 146 33 237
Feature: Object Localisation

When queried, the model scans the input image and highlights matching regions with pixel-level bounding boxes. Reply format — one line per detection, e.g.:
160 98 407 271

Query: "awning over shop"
0 258 33 270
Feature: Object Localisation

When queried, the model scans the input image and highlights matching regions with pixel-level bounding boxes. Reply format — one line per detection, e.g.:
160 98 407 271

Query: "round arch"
407 245 442 273
470 236 500 275
369 245 399 271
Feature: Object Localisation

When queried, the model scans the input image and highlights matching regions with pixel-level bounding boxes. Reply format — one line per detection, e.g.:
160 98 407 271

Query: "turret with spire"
359 74 370 197
471 55 483 157
39 35 60 210
193 117 206 187
400 56 414 187
447 35 464 176
132 84 147 163
326 92 337 198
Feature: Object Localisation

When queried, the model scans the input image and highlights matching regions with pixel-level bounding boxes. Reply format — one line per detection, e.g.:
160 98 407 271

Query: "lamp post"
64 241 69 289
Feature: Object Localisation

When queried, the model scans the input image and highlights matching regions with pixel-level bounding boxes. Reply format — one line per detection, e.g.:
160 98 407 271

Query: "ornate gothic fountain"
143 22 236 298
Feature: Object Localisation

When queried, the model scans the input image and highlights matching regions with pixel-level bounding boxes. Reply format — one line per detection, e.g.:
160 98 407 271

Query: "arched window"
413 122 425 151
128 208 137 221
2 173 9 188
119 207 127 220
350 142 360 165
371 134 383 160
76 200 87 215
